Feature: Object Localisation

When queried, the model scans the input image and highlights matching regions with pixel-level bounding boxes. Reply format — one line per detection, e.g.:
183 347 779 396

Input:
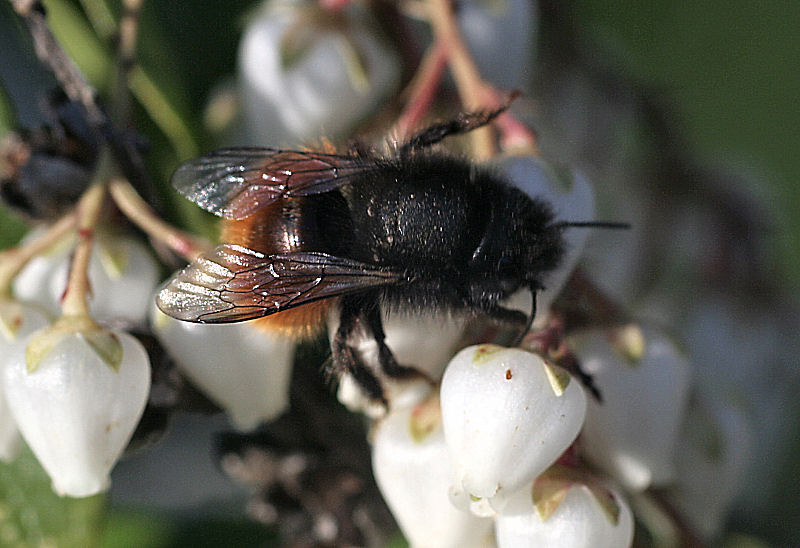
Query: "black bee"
156 103 623 404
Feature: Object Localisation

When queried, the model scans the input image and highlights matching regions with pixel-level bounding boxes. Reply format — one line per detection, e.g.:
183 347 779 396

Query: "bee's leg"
399 91 519 154
331 299 387 407
484 301 535 347
363 304 431 381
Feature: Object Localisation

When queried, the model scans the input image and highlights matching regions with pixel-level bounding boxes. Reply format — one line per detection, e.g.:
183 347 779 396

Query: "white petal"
571 325 692 490
13 232 159 325
151 307 294 430
441 345 586 512
0 300 52 462
3 328 150 497
372 397 493 547
495 482 634 548
667 393 753 540
238 1 400 145
12 230 73 316
681 296 800 513
458 0 538 90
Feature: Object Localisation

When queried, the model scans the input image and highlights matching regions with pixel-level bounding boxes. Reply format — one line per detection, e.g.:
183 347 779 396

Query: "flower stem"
392 41 448 140
9 0 106 127
426 0 495 159
111 0 143 125
108 176 211 261
425 0 539 157
59 151 112 319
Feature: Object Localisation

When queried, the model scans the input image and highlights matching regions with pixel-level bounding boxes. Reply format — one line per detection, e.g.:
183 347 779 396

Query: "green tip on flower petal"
543 361 570 396
472 344 503 365
533 464 622 525
611 324 646 366
25 328 66 373
408 396 442 444
338 36 370 94
24 318 124 373
81 330 123 372
586 483 622 526
532 473 571 522
279 25 316 70
98 238 129 279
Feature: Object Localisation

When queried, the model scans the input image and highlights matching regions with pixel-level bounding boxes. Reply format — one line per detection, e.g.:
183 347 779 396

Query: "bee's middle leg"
363 304 432 383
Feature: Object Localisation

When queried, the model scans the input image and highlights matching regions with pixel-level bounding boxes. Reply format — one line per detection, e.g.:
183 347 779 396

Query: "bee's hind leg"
331 299 388 408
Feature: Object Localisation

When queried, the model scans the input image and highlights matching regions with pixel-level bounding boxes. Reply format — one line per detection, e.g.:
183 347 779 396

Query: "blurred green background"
577 0 800 289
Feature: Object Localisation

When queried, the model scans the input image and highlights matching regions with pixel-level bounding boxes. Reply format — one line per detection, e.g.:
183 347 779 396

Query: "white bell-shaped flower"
3 321 150 497
458 0 538 91
14 232 159 325
441 345 587 514
0 299 51 461
239 0 400 145
570 325 691 490
682 295 800 514
667 393 753 541
151 307 295 430
499 156 596 326
372 395 493 548
495 465 634 548
11 230 73 315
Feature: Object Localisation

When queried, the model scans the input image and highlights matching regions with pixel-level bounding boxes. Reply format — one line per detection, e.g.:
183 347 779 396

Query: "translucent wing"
156 244 404 323
171 148 376 220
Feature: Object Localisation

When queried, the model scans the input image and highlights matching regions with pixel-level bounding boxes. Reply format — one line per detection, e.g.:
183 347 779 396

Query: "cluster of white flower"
0 234 155 497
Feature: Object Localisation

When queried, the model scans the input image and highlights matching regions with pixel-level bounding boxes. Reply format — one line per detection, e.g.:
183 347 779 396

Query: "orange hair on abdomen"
220 203 332 341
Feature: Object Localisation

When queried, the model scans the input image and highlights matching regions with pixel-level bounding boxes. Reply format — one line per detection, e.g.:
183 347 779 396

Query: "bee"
156 103 624 405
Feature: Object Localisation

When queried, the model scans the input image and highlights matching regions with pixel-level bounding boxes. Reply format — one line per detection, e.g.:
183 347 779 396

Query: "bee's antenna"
556 221 631 230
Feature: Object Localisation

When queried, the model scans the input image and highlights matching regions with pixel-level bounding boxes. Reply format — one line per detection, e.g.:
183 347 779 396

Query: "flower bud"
151 307 295 430
458 0 538 91
3 322 150 497
570 325 691 490
372 395 493 547
0 299 51 461
14 232 159 325
441 345 586 513
11 229 73 315
668 393 753 541
239 0 400 145
495 465 634 548
681 296 800 515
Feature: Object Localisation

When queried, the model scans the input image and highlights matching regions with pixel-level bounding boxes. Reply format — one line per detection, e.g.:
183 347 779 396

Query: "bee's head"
469 190 565 300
